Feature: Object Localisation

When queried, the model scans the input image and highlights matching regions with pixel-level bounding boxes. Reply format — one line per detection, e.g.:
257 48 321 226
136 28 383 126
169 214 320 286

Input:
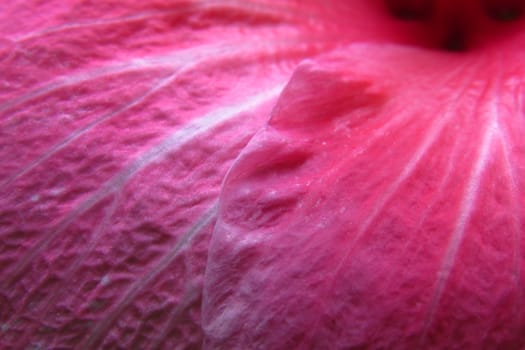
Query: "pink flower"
1 1 524 349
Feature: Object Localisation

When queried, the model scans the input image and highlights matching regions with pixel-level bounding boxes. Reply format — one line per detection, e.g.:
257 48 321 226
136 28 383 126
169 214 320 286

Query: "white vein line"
342 65 474 253
80 204 218 350
386 133 464 289
296 62 476 350
321 59 474 187
498 128 523 331
4 85 284 286
12 10 188 42
1 72 178 189
325 85 467 294
30 191 122 320
495 55 523 332
367 73 485 336
149 285 203 350
378 62 483 291
10 0 303 43
316 102 415 188
419 108 498 346
356 116 450 241
0 41 301 191
0 43 244 113
414 146 459 241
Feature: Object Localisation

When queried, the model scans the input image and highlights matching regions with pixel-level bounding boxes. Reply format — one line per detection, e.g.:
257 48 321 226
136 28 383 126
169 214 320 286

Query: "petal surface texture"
1 1 403 348
1 0 525 349
204 44 525 349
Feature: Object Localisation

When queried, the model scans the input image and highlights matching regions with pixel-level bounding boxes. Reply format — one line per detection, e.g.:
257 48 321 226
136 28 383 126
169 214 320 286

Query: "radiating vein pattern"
0 0 339 347
203 45 525 349
4 84 284 284
79 204 218 350
0 42 304 189
421 101 497 345
3 1 525 349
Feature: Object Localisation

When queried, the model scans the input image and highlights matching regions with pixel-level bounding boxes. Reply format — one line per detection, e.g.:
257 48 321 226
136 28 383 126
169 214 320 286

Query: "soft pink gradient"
1 1 524 349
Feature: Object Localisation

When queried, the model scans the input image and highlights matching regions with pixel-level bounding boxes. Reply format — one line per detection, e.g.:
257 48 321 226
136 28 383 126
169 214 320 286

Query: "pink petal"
0 1 360 348
203 44 525 349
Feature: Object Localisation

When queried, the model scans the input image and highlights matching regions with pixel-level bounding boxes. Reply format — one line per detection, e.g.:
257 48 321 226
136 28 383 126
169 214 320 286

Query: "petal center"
385 0 525 51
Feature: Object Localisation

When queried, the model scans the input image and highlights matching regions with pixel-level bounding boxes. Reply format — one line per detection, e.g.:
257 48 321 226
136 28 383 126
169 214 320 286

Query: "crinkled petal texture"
2 0 525 349
0 1 399 349
203 44 525 349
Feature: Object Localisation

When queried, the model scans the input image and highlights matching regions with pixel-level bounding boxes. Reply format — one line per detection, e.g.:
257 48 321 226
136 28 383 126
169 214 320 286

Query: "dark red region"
385 0 525 51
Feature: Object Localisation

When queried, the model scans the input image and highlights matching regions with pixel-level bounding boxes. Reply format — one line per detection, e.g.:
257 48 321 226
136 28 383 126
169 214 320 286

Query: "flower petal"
0 1 350 348
203 44 525 349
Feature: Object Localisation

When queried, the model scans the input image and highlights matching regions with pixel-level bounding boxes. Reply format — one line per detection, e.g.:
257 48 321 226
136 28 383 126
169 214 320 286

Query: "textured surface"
1 1 411 348
1 1 525 349
0 1 333 349
203 39 525 350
